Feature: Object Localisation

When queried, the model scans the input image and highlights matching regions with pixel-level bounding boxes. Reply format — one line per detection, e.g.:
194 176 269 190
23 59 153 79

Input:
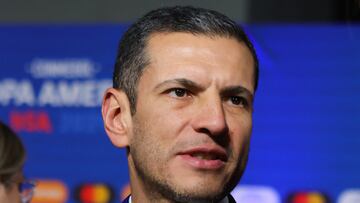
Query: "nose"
192 96 229 137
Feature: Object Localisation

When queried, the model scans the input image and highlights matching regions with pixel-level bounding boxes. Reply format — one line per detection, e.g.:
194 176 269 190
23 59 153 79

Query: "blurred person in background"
0 121 35 203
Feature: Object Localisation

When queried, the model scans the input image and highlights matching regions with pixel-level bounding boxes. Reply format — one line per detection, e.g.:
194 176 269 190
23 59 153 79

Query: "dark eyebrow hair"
220 86 254 101
154 78 253 100
154 78 205 92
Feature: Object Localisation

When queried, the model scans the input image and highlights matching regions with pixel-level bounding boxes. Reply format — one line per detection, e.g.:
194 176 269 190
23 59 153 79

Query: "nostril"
197 126 229 137
197 127 211 135
196 127 230 148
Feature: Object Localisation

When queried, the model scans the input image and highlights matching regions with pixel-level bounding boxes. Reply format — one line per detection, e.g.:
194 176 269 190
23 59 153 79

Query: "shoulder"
228 194 237 203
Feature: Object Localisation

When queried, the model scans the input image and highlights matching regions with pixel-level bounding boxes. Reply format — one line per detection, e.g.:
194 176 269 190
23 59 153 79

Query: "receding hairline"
145 30 252 46
139 31 257 88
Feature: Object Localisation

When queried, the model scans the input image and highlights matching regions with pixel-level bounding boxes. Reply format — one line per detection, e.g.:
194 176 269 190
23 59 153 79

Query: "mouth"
177 146 228 170
189 151 228 161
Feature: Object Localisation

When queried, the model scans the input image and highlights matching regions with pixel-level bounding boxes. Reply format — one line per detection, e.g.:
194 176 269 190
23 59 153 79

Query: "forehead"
142 32 255 92
146 32 248 55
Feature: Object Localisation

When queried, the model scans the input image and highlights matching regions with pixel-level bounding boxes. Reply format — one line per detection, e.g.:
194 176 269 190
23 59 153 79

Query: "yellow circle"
93 184 110 203
308 192 325 203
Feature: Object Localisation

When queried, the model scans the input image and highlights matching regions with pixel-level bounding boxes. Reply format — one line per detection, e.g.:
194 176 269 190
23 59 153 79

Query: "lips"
184 149 228 161
192 152 220 160
177 145 228 169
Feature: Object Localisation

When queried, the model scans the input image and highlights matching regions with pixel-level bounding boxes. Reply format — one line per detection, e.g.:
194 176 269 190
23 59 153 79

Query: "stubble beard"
129 117 249 203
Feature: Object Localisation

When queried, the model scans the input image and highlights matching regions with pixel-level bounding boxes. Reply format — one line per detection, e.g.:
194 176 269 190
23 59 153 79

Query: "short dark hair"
0 121 25 188
113 6 258 114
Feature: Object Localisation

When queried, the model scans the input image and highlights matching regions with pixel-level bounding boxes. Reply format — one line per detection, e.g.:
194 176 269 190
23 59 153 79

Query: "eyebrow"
154 78 253 99
154 78 205 92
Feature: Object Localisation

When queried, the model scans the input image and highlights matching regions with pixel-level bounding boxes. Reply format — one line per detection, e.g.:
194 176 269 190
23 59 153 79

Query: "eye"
168 88 189 98
228 96 248 107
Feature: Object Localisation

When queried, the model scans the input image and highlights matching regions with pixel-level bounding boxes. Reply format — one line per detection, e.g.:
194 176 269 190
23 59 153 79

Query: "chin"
162 180 227 203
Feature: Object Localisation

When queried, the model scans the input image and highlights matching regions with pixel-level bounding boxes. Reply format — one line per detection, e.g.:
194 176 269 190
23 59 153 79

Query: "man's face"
128 33 254 202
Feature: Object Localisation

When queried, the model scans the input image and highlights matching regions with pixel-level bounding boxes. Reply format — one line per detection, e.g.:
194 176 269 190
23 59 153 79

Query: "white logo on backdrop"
0 58 112 107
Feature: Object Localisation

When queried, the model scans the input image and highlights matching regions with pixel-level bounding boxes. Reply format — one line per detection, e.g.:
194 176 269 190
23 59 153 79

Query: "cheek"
228 115 252 146
0 184 20 203
137 100 189 139
9 188 20 203
0 185 7 202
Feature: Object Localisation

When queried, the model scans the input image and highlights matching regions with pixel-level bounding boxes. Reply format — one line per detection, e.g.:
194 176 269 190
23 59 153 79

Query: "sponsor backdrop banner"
0 24 359 203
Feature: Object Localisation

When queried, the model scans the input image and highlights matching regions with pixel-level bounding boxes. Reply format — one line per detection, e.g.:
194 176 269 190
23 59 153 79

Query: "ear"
101 88 132 148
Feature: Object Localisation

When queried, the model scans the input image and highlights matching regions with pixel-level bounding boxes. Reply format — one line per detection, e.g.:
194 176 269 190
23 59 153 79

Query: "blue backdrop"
0 24 359 203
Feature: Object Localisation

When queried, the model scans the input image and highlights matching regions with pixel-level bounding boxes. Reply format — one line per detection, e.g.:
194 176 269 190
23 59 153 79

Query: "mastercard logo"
75 183 114 203
287 191 330 203
31 179 69 203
